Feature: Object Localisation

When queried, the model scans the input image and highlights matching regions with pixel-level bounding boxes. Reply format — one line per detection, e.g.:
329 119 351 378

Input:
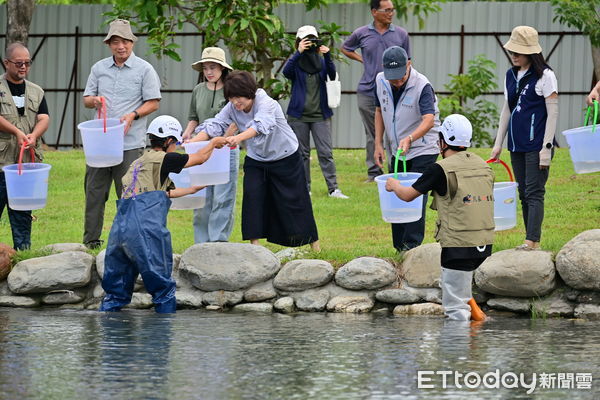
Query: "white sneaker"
329 189 349 199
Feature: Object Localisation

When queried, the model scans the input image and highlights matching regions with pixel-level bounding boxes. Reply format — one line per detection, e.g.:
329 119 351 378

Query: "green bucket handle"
584 100 598 133
393 148 407 179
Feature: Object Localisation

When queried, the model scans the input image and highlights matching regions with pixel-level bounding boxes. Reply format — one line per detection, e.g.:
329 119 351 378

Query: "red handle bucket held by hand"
97 97 107 133
486 158 514 182
17 142 36 175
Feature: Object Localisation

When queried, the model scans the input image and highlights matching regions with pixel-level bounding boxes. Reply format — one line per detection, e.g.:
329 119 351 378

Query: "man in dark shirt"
0 42 49 250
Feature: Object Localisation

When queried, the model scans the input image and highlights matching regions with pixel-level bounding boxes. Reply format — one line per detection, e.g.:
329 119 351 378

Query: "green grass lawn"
1 147 598 266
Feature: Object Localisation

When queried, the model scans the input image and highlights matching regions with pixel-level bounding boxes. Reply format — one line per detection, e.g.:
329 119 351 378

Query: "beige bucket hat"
103 19 138 43
191 47 233 72
503 26 542 55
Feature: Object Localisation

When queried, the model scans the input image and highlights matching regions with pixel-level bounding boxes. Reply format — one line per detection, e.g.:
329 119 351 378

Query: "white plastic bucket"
374 173 423 223
562 125 600 174
182 142 230 186
2 163 52 210
168 169 206 210
493 182 518 231
78 118 125 167
486 159 517 231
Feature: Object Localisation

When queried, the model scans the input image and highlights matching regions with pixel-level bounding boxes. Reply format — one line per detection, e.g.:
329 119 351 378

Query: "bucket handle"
17 142 36 175
393 148 407 179
486 158 514 182
584 100 598 133
96 97 107 133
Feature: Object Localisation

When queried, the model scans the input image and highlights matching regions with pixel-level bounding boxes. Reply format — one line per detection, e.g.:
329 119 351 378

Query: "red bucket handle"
17 142 36 175
96 97 107 133
486 158 514 182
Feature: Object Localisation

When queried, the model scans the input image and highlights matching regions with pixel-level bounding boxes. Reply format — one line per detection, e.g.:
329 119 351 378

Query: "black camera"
307 38 322 47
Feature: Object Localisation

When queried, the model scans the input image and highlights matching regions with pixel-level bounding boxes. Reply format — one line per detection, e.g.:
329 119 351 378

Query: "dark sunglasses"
6 60 32 68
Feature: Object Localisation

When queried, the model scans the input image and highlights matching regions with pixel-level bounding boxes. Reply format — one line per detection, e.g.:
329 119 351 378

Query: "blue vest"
506 67 547 152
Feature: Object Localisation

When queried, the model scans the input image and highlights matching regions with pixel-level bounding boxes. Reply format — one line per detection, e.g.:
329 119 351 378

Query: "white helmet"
440 114 472 147
147 115 183 142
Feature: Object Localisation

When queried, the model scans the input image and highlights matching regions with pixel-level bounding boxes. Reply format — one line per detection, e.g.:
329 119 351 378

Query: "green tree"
393 0 445 30
550 0 600 83
438 54 498 147
105 0 339 98
104 0 444 98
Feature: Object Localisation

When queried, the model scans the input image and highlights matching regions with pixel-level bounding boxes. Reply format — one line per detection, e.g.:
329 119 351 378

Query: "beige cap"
103 19 138 44
503 26 542 55
191 47 233 72
296 25 318 39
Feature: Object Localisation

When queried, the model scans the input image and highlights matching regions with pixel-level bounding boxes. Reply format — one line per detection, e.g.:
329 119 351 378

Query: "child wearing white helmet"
100 115 227 314
385 114 494 321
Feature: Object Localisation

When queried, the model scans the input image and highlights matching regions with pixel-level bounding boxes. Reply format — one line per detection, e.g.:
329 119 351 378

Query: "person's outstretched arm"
185 136 228 167
385 177 422 202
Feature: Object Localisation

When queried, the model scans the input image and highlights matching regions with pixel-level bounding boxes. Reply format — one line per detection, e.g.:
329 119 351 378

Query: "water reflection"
98 313 173 399
0 309 598 399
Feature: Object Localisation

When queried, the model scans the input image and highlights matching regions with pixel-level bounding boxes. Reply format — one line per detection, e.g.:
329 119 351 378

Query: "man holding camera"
341 0 411 182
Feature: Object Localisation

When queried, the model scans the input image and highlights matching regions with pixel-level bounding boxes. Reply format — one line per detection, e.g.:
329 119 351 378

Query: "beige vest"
433 151 495 247
122 150 173 199
0 75 44 167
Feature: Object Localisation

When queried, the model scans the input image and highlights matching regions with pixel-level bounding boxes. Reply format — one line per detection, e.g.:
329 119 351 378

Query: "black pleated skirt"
242 151 318 247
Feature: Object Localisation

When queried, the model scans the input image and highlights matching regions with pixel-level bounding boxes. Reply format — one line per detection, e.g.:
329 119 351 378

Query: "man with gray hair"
82 19 161 249
0 42 49 250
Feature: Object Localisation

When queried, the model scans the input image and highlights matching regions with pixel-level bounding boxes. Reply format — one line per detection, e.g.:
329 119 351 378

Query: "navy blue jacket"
506 67 548 152
283 51 336 119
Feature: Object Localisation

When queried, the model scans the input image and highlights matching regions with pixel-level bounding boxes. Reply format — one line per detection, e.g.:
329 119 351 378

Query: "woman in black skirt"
193 70 320 251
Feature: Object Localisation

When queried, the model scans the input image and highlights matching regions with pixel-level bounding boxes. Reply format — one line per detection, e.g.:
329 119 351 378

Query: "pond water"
0 308 597 399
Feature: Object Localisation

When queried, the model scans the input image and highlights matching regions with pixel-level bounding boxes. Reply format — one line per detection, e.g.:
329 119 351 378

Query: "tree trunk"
6 0 35 49
256 51 274 94
592 45 600 86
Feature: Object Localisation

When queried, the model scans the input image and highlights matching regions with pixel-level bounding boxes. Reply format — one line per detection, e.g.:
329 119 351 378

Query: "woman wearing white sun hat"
490 26 558 251
182 47 240 244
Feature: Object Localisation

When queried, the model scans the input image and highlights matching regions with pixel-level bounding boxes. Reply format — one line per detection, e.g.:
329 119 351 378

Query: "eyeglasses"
376 8 396 14
508 51 523 57
6 60 32 68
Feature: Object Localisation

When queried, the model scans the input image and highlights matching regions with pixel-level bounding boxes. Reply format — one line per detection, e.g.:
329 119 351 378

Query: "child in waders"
385 114 493 321
100 115 227 313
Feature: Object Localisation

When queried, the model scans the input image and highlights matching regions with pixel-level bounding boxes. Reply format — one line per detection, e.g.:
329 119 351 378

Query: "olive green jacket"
0 75 44 167
122 150 174 199
432 151 495 247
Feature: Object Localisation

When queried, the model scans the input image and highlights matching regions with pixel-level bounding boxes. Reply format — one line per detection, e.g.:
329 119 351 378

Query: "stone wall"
1 230 599 319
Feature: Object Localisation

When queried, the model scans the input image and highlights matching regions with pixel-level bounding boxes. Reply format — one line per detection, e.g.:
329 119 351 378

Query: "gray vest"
375 68 440 161
0 75 44 167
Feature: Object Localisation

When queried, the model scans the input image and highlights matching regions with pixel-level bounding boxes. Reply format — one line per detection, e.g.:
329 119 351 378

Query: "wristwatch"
133 110 140 120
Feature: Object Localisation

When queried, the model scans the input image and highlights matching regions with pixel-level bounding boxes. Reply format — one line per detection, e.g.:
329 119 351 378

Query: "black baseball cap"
383 46 408 80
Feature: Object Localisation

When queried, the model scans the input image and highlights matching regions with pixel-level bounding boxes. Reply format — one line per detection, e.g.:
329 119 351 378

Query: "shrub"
438 54 499 147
